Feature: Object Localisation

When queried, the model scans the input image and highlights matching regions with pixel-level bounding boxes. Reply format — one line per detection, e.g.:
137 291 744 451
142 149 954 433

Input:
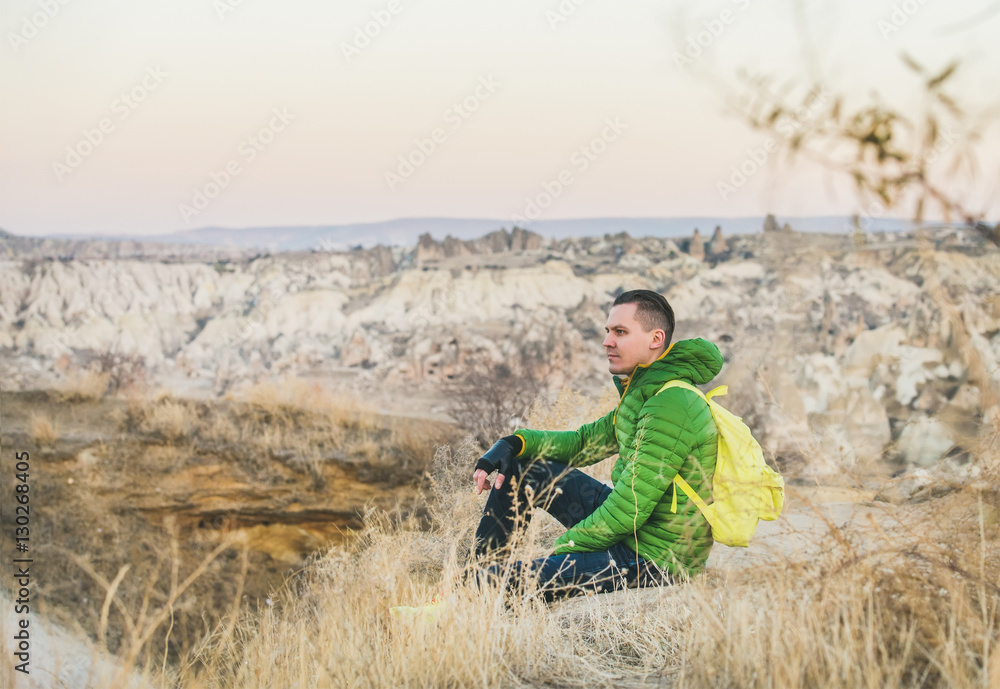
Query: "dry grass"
114 380 431 487
146 387 998 689
676 498 1000 688
56 369 112 402
138 396 198 442
30 412 59 445
149 456 999 689
4 381 457 689
239 377 378 432
345 433 380 462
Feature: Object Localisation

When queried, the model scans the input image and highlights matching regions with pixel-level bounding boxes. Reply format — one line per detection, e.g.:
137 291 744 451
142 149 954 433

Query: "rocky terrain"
1 218 996 478
0 227 257 262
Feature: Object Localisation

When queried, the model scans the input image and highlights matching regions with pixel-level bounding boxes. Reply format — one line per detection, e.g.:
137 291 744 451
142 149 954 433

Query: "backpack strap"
657 379 720 516
705 385 728 401
672 474 710 515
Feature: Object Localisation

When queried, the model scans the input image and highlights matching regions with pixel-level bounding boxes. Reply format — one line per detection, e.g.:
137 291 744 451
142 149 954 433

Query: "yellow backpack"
657 380 784 547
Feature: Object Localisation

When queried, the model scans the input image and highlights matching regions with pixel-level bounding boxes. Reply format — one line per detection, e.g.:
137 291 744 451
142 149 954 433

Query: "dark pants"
472 459 673 601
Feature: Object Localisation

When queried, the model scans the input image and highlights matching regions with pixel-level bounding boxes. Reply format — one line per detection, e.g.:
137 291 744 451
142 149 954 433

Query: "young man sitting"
471 289 723 600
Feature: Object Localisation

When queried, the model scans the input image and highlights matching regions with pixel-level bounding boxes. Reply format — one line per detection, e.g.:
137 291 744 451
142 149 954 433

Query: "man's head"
603 290 675 376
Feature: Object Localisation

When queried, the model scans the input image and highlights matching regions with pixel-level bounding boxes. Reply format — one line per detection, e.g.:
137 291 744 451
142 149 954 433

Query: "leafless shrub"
93 349 147 394
443 351 542 448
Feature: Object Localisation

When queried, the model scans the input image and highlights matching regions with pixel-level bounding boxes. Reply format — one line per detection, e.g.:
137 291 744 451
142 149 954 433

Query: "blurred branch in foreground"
733 56 999 242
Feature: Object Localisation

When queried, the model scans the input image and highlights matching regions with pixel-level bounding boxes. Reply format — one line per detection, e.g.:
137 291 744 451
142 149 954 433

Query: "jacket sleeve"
551 388 701 553
513 408 617 468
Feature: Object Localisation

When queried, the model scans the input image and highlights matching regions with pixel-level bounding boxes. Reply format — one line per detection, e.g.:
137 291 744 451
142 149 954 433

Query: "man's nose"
603 334 614 347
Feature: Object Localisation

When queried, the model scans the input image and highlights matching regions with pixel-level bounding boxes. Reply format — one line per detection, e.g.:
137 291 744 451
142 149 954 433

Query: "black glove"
473 436 521 481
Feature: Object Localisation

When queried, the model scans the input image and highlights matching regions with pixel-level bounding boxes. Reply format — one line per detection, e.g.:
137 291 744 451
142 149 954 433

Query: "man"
471 289 723 599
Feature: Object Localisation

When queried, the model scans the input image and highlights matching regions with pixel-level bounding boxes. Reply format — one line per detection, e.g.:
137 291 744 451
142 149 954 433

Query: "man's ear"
650 330 665 350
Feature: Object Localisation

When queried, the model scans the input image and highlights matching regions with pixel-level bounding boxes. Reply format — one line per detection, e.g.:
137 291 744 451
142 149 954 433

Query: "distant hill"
37 216 913 252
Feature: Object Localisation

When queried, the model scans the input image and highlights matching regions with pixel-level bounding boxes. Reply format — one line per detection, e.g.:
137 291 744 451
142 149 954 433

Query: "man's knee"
520 460 569 494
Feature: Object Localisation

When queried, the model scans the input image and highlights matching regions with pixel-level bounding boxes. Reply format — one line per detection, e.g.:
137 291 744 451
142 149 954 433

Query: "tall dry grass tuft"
239 377 378 432
30 412 59 445
523 383 620 432
137 396 198 442
56 369 112 402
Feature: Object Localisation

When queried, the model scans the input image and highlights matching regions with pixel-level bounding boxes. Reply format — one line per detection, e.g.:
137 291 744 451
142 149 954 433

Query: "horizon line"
6 213 926 240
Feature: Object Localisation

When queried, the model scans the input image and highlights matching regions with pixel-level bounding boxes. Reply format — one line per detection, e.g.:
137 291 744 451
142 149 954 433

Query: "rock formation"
415 227 546 264
688 229 706 261
510 226 544 251
1 224 996 478
706 225 727 257
763 214 792 233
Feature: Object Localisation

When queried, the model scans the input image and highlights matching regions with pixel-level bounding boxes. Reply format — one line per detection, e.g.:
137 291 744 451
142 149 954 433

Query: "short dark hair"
613 290 675 348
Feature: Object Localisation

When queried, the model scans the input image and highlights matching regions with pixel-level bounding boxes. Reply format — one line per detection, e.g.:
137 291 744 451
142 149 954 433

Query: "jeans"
473 459 673 601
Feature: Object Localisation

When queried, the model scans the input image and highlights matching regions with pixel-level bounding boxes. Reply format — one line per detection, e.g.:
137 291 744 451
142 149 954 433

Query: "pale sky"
1 0 998 237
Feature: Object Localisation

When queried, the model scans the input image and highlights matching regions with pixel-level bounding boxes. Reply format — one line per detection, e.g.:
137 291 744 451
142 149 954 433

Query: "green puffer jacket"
513 338 723 578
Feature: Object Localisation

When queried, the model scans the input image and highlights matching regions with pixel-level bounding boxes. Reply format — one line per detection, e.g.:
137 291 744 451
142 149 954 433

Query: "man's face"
603 302 665 375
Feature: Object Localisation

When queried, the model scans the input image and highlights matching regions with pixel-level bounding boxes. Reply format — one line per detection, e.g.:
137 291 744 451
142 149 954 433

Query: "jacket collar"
613 342 673 397
612 338 724 396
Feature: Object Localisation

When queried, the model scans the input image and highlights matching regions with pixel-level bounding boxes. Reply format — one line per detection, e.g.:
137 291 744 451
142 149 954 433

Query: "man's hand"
472 467 499 495
472 438 517 495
